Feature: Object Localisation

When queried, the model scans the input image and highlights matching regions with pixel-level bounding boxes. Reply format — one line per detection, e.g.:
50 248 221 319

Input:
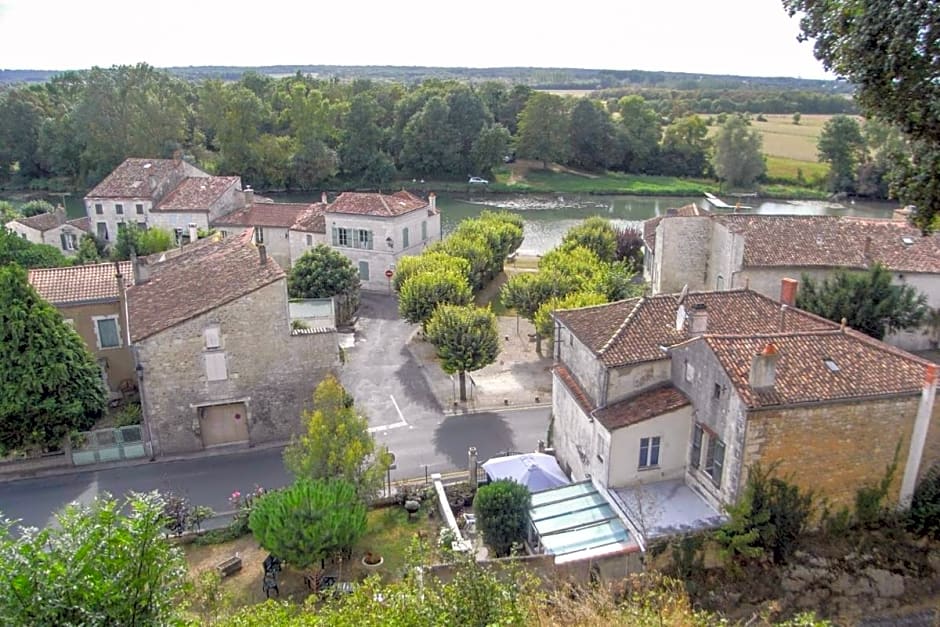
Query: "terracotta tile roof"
642 204 706 251
213 202 325 230
594 384 690 431
716 214 940 274
28 261 133 305
555 289 837 368
14 209 67 232
86 158 182 199
553 364 595 413
291 206 327 233
66 217 92 233
154 176 240 212
127 229 284 342
327 190 427 217
704 331 931 409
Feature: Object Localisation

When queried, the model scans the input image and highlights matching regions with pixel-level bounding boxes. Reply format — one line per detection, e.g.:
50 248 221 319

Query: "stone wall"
606 360 671 405
552 371 607 484
288 230 327 268
136 279 338 455
653 217 711 294
555 325 604 406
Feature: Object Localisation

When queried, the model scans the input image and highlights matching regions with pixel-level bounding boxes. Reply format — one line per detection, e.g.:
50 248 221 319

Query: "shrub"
908 464 940 538
474 479 531 557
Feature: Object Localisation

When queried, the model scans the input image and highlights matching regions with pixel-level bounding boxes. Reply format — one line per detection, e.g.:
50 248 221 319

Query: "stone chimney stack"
468 446 478 490
244 185 254 206
258 243 267 266
780 277 798 307
749 342 780 391
690 303 708 336
188 223 198 244
321 191 328 204
130 249 150 285
428 192 437 212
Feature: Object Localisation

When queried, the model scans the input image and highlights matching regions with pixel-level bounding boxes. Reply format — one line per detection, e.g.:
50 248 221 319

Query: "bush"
474 479 531 557
908 464 940 538
113 402 141 427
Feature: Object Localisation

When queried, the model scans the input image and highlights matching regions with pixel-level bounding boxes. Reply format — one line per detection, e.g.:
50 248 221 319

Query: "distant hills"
0 65 852 93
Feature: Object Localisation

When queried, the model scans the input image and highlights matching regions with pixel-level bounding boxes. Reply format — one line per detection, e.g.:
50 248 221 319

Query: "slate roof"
715 214 940 274
554 289 837 368
327 191 427 217
642 204 706 251
29 261 133 305
212 202 325 231
86 158 181 199
127 229 284 342
704 331 931 409
594 384 690 431
154 176 240 212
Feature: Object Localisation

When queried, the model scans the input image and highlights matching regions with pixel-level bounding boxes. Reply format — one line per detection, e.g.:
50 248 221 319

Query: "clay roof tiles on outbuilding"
28 261 133 305
86 158 182 199
212 202 325 230
327 191 427 217
153 176 240 212
593 384 690 431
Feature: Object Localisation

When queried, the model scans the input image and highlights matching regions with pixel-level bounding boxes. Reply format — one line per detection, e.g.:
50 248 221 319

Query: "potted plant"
362 550 384 568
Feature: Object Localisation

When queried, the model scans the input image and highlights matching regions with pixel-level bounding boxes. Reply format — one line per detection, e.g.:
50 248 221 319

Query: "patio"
609 478 726 542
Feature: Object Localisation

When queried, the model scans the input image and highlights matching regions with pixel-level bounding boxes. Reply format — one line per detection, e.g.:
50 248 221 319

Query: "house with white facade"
325 191 441 290
551 286 940 540
84 157 246 244
5 207 91 256
643 207 940 350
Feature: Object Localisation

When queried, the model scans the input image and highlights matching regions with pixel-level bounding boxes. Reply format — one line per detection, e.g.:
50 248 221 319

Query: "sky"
0 0 833 80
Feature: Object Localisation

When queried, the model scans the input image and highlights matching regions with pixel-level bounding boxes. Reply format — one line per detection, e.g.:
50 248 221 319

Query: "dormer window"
823 357 840 373
901 236 914 246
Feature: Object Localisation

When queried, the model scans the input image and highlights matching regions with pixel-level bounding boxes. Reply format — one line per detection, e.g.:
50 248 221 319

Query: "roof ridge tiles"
599 298 645 355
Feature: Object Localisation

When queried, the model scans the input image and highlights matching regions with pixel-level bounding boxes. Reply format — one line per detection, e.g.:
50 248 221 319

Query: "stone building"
127 229 337 455
28 261 136 400
643 208 940 350
5 207 91 257
551 286 938 540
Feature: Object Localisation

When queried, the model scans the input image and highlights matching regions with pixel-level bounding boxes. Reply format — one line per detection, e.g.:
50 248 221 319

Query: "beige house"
643 208 940 350
28 262 136 400
552 287 939 540
127 229 337 455
5 207 91 256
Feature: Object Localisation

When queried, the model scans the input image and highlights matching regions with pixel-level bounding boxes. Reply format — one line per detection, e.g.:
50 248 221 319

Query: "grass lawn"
495 164 715 196
765 156 829 184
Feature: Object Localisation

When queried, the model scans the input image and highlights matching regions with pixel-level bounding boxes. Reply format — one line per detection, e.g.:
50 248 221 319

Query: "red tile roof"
213 202 325 231
29 261 133 305
594 384 690 431
86 158 182 199
642 204 706 251
704 331 931 409
127 230 285 342
66 217 92 233
291 206 326 233
553 365 595 413
14 209 67 232
554 289 837 368
716 214 940 274
327 191 427 217
154 176 240 212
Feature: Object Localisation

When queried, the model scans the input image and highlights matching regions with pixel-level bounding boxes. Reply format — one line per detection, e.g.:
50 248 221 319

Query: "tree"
817 115 866 192
473 479 531 557
111 224 174 261
659 114 712 177
796 264 928 340
0 264 105 451
75 233 104 264
792 112 802 125
399 269 473 332
501 270 579 353
783 0 940 230
0 201 17 224
283 375 389 499
471 123 512 176
288 245 361 325
249 478 367 571
425 304 499 402
615 225 645 267
561 216 618 263
616 95 662 173
400 96 460 176
534 291 608 347
19 199 55 218
0 492 187 625
392 252 470 293
516 92 570 169
0 228 68 268
712 114 765 188
568 99 617 171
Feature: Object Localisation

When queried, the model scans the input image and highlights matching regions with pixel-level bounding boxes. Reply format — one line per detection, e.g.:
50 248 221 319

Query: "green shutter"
332 226 338 246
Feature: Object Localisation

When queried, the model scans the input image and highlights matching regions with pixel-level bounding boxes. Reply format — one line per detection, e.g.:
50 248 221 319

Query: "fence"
71 425 147 466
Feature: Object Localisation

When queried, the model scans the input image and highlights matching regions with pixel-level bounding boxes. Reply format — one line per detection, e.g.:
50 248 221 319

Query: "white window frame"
204 325 221 350
255 227 264 244
205 352 227 381
355 229 372 250
705 437 725 487
96 221 109 241
92 315 122 349
639 436 661 469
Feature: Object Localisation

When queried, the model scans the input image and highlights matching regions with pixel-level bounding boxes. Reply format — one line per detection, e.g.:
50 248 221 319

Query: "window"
306 234 313 246
421 220 428 241
355 229 372 249
358 260 370 281
402 227 410 248
690 424 703 469
684 360 696 383
333 227 350 247
137 221 147 230
96 222 109 241
716 274 724 290
204 326 221 349
94 316 121 349
94 203 103 215
596 433 605 463
115 203 124 215
60 232 77 251
117 222 127 234
705 437 725 487
639 436 661 468
255 227 264 244
713 383 722 399
205 352 227 381
135 203 144 215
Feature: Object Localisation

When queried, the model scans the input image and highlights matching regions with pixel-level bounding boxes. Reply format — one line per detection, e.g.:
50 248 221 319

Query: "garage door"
200 403 249 448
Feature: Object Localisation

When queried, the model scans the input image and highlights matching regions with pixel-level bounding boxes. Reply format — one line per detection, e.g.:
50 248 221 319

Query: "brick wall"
743 395 921 510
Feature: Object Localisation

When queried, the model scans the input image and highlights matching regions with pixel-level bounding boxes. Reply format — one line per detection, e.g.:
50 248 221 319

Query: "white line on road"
367 395 410 433
389 394 407 424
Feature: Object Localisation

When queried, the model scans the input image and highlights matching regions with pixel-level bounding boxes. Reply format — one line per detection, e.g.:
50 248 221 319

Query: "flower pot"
362 554 384 568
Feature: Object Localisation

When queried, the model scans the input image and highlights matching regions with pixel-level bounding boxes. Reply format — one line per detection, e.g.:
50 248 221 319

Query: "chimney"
130 249 150 284
428 192 437 213
468 446 478 490
54 204 67 224
749 342 780 391
258 243 267 266
780 277 798 307
187 222 198 244
244 186 254 206
321 191 328 204
690 303 708 335
863 236 873 266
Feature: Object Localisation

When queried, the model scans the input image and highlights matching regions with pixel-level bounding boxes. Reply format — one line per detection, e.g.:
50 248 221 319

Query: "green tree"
249 478 367 570
446 85 490 174
111 224 174 260
471 123 512 176
399 270 473 331
0 228 68 268
283 375 389 499
288 245 361 325
75 233 104 264
0 491 187 626
561 216 618 263
533 291 608 347
0 264 105 451
473 479 531 557
817 115 866 192
659 114 712 177
784 0 940 230
796 264 928 340
0 201 17 224
401 96 460 176
392 252 470 293
516 92 570 169
568 99 617 171
425 304 499 402
19 199 55 218
501 270 579 353
712 114 766 188
616 95 662 173
793 112 802 125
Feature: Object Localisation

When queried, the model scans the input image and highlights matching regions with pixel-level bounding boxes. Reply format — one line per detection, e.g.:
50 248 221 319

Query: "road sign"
385 269 394 278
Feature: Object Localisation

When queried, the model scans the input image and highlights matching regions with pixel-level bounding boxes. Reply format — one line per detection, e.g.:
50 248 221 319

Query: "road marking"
367 395 409 433
389 394 407 424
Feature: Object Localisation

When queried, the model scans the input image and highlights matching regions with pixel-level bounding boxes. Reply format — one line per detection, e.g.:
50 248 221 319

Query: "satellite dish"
677 284 689 305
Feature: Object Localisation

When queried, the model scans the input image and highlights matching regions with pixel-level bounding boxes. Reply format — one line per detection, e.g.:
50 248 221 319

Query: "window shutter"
60 233 67 249
332 227 338 246
204 326 221 349
205 352 227 381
